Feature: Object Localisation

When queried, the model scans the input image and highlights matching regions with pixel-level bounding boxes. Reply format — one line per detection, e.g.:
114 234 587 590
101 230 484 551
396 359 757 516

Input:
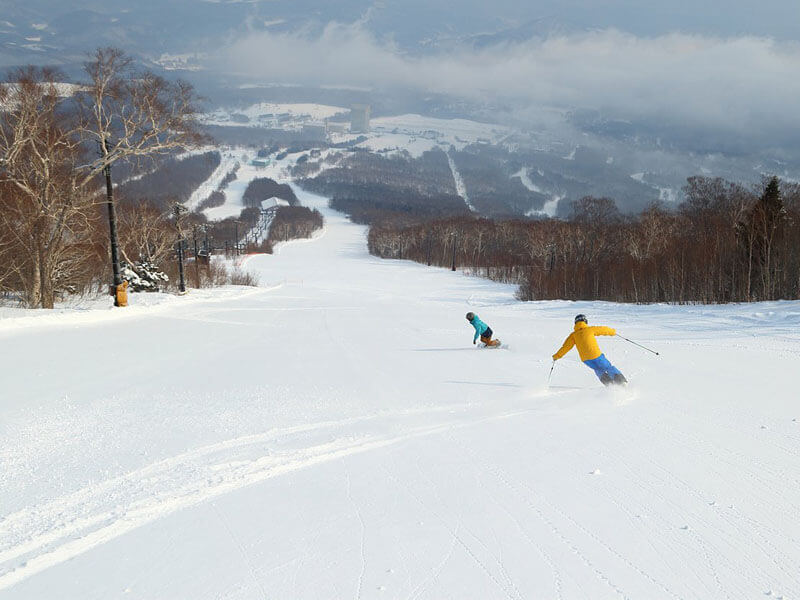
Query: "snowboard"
480 340 504 349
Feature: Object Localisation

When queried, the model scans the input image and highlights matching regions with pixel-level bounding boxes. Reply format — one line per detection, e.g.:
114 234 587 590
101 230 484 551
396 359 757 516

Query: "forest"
242 177 298 208
117 152 221 209
298 148 469 223
368 177 800 303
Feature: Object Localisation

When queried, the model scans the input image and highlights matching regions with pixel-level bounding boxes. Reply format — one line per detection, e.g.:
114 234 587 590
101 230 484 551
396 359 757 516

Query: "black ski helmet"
466 312 475 321
574 314 588 324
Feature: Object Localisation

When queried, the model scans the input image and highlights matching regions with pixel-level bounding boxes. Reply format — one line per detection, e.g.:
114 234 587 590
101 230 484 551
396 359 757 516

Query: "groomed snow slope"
1 188 799 599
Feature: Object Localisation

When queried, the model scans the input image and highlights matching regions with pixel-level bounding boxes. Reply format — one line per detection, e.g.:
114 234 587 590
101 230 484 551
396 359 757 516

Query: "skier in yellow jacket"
552 314 627 385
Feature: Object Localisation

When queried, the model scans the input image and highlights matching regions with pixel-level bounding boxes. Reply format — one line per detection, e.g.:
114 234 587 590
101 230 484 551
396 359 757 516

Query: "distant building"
326 121 349 135
350 104 371 133
250 158 271 168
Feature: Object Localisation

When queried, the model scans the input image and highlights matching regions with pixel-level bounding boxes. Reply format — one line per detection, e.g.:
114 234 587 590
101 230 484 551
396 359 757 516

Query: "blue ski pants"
583 354 623 381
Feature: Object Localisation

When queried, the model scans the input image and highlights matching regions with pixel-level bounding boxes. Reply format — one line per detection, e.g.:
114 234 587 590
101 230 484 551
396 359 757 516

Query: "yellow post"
115 280 129 307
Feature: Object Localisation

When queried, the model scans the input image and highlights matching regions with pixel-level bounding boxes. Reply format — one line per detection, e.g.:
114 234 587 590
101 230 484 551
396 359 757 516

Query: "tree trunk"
28 252 42 309
37 244 55 309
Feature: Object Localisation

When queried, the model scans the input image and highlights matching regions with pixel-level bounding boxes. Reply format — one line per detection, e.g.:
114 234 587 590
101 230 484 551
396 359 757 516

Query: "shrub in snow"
122 261 169 292
228 267 259 287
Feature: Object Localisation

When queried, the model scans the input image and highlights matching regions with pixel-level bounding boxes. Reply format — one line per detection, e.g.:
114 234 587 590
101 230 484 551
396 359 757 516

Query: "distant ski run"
447 151 475 212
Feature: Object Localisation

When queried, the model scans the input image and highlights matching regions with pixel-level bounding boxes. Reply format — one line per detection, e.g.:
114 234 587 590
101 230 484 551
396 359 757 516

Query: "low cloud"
221 22 800 147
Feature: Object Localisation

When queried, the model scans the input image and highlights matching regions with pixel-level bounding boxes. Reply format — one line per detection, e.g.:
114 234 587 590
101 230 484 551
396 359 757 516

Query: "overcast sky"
358 0 800 44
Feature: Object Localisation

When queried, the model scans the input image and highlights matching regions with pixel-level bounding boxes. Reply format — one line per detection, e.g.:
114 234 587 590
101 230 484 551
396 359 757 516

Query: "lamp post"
101 137 124 305
174 204 187 294
192 224 200 287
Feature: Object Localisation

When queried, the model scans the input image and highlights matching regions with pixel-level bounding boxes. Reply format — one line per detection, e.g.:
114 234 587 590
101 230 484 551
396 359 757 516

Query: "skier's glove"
473 340 476 345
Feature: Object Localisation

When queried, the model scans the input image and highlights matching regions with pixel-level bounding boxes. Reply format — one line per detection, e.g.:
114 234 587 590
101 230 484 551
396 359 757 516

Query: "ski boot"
612 373 628 386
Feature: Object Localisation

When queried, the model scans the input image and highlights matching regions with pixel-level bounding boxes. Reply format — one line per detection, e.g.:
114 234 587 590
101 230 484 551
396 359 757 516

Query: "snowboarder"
466 312 501 347
552 314 627 385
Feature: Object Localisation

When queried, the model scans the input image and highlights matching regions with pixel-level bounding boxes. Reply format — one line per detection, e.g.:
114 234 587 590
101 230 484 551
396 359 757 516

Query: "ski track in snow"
344 468 367 600
449 435 644 600
0 404 549 591
380 464 522 600
594 412 800 597
211 502 268 599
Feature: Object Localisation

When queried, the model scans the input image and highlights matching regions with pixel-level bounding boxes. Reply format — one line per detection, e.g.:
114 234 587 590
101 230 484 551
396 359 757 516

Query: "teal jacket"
469 315 489 342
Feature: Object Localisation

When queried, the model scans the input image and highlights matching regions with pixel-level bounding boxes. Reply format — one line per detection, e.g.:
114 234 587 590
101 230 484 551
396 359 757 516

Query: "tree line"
368 176 800 303
265 206 323 247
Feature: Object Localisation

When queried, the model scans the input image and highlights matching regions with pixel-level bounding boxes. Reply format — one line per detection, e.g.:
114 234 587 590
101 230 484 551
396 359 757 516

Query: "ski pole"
547 360 555 386
616 334 659 356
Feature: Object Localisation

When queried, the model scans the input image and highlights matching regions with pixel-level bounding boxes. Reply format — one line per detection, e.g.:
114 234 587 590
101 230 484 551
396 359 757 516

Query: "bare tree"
0 49 207 308
116 201 175 266
570 196 621 225
75 48 207 178
74 47 207 296
0 67 97 307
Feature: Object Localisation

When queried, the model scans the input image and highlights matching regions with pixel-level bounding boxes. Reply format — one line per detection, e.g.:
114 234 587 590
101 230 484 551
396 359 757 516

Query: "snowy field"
1 187 799 599
350 114 511 159
201 103 348 128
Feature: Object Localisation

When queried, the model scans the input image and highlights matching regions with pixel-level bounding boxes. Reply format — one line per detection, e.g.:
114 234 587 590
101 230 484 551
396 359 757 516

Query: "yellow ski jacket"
552 321 616 362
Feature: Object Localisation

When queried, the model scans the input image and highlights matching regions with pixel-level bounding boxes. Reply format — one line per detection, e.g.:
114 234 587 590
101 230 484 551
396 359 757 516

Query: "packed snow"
1 186 799 599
